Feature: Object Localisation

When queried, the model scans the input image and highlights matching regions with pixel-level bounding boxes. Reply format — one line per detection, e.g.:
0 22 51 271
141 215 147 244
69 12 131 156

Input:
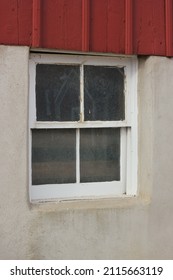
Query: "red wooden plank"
32 0 41 47
0 0 19 44
134 0 166 55
107 0 125 54
41 0 60 49
82 0 90 52
1 0 172 57
41 0 82 51
90 0 108 52
165 0 173 56
17 0 32 45
90 0 125 54
0 0 32 46
125 0 133 54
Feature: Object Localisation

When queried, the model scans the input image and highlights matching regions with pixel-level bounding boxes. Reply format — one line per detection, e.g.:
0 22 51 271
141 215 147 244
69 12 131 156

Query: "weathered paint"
0 0 173 56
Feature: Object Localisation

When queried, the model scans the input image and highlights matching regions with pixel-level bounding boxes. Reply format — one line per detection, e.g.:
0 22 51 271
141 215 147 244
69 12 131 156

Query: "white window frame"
29 53 138 202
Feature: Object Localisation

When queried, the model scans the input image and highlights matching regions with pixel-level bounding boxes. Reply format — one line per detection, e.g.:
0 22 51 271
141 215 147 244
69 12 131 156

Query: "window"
29 53 137 202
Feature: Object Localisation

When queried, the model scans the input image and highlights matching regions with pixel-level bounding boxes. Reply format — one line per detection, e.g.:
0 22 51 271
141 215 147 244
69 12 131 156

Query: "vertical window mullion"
80 64 84 122
77 64 84 183
76 128 80 183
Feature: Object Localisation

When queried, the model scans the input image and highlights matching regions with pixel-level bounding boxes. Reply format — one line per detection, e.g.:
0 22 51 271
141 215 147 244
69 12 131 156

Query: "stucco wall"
0 45 173 259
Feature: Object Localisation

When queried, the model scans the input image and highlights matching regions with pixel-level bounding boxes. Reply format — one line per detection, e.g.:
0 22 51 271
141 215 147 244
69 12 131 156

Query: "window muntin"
29 54 137 202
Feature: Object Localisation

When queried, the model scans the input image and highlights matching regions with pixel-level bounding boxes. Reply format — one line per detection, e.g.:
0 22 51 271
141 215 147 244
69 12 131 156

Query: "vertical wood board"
0 0 172 56
0 0 32 45
133 0 166 55
41 0 82 50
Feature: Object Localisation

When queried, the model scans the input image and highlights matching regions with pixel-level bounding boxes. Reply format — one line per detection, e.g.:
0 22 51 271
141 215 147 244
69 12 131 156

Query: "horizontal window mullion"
31 121 131 129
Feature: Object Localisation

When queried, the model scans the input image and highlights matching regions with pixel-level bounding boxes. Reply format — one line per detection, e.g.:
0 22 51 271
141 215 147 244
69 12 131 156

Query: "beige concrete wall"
0 45 173 259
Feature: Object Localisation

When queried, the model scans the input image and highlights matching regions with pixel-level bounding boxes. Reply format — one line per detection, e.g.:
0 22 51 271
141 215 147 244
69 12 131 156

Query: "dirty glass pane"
36 64 80 121
84 66 124 121
32 129 76 184
80 128 120 182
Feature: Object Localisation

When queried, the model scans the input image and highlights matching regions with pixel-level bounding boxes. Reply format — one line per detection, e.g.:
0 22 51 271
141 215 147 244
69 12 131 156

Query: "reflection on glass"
32 129 76 185
84 66 125 121
80 128 120 182
36 64 80 121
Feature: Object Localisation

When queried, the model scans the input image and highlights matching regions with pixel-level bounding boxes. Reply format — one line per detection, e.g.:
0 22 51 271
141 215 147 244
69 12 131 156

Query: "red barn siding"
0 0 32 46
90 0 125 53
0 0 173 56
41 0 82 50
165 0 173 56
134 0 166 55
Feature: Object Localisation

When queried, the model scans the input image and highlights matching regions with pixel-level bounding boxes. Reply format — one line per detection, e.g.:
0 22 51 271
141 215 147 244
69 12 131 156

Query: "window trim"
29 53 138 202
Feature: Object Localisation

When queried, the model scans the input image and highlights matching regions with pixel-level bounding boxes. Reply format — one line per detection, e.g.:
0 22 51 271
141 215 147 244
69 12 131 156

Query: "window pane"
32 129 76 184
80 128 120 182
36 64 80 121
84 66 125 121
